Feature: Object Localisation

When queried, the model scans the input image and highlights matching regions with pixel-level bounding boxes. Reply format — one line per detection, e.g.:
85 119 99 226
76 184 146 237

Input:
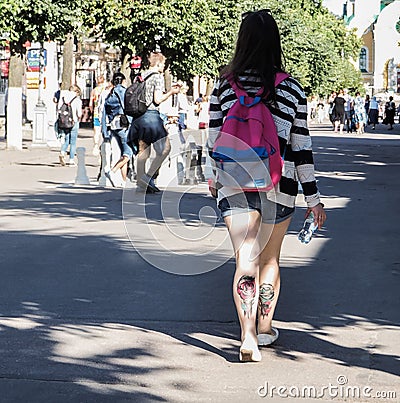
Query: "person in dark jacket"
102 72 132 187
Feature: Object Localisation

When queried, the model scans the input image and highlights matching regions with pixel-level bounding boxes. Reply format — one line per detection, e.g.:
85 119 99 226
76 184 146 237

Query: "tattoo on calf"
237 275 256 318
259 283 274 318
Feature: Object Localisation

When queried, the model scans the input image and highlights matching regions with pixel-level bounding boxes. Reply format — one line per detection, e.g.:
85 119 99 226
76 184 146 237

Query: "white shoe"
257 327 279 346
67 160 76 167
59 153 66 166
239 336 262 362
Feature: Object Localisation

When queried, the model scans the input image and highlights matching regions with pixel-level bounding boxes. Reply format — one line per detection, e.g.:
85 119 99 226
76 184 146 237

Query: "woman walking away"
384 96 396 130
333 89 345 134
207 9 326 362
368 96 379 130
58 85 82 166
354 92 366 134
128 52 180 193
102 72 133 187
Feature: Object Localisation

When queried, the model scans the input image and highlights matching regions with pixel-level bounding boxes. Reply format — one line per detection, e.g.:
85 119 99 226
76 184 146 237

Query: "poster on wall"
26 48 47 72
0 59 9 77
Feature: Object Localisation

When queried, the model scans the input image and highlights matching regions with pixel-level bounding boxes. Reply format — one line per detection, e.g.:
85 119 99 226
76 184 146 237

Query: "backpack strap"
113 89 129 120
135 71 157 83
274 72 290 87
144 71 157 81
114 90 125 111
225 72 290 100
61 96 77 106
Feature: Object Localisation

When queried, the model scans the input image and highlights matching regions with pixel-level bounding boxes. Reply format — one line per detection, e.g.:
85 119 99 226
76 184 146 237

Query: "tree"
0 0 80 148
240 0 363 95
0 0 78 54
82 0 362 95
82 0 240 81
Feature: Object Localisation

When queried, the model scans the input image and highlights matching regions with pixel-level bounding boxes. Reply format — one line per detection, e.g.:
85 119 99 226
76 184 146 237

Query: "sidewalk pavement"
0 122 399 402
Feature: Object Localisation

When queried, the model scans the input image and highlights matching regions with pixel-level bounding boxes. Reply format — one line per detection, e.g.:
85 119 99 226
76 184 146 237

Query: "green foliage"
239 0 363 95
82 0 240 80
0 0 78 54
0 0 364 95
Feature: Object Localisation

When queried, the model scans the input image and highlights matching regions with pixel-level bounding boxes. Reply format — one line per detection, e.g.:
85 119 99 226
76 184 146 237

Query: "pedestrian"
58 85 82 166
194 93 203 116
4 86 7 139
316 100 325 123
198 95 210 130
368 96 379 130
353 92 366 134
384 96 396 130
176 81 190 143
328 91 337 130
207 9 326 362
53 82 61 104
333 89 346 134
102 72 132 187
309 96 317 122
128 52 180 193
343 88 353 133
364 94 370 125
89 75 106 156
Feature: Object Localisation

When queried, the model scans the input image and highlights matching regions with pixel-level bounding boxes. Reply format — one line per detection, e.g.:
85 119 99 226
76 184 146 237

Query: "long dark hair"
223 10 285 101
112 72 125 86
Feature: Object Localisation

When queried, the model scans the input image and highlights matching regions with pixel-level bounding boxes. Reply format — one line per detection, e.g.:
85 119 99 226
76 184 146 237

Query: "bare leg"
136 140 151 180
111 155 129 173
257 218 292 336
147 137 171 178
120 162 128 181
224 211 262 361
93 126 101 155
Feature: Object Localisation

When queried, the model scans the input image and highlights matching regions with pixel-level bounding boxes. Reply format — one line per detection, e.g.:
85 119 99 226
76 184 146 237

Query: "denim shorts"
218 192 295 224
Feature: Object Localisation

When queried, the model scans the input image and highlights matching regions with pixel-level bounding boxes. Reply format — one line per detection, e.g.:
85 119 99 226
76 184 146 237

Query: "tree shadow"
0 133 399 399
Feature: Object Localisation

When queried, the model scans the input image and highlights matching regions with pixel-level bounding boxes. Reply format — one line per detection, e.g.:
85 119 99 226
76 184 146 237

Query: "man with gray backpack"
127 52 180 193
58 85 82 166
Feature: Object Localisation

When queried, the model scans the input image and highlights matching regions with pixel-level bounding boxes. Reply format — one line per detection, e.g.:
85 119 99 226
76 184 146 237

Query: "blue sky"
322 0 344 15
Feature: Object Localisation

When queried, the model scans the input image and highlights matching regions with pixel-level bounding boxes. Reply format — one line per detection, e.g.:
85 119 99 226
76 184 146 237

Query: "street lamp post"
32 46 48 147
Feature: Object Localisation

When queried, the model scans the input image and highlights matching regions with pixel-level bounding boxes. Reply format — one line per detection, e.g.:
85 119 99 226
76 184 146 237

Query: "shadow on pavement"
0 133 399 400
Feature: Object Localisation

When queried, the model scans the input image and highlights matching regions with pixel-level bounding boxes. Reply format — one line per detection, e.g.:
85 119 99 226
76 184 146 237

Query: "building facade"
341 0 400 95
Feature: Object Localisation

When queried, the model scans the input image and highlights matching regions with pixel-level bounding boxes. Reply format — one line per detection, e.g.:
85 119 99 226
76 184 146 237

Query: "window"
359 47 368 73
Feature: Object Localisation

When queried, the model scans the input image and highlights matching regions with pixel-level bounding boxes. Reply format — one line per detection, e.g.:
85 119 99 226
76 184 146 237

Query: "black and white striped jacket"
207 71 321 208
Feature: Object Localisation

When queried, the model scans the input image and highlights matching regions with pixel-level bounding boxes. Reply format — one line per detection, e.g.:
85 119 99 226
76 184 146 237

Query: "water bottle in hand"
298 211 318 244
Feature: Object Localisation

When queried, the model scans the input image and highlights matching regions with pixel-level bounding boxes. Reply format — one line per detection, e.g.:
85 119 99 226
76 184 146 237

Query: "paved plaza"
0 122 399 402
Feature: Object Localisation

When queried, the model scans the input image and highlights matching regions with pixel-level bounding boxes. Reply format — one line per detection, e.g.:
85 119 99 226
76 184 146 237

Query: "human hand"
170 84 181 94
307 203 326 228
208 179 217 198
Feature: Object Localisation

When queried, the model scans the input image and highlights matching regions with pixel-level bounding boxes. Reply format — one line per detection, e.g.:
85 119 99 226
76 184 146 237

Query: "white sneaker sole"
257 327 279 346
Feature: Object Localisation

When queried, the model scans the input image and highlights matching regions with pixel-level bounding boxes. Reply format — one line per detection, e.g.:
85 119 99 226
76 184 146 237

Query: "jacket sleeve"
207 79 223 152
289 86 321 208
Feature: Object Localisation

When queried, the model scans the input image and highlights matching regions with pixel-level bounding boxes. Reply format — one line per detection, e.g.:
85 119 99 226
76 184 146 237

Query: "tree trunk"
164 68 172 92
61 34 74 90
8 54 24 87
6 54 24 150
121 47 131 86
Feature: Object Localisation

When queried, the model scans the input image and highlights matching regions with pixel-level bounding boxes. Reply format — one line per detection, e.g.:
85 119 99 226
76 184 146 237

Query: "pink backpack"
212 72 289 191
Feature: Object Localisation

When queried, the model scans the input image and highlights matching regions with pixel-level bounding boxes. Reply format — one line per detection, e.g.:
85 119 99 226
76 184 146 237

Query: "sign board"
0 59 9 77
27 48 47 72
26 71 47 90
